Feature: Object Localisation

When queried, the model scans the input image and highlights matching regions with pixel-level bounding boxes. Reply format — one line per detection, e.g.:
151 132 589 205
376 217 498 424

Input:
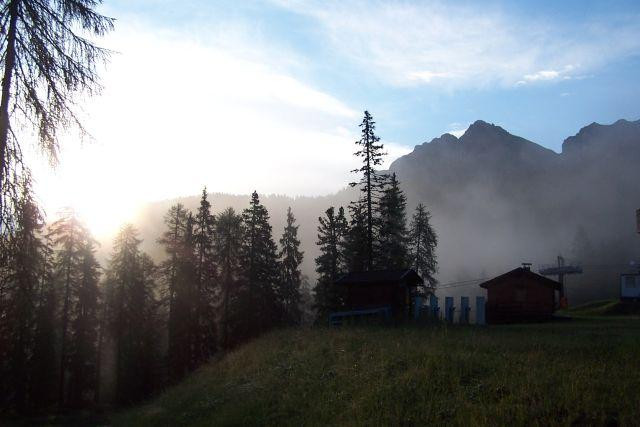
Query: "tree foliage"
376 173 409 270
0 0 113 233
192 188 217 364
349 111 386 270
214 207 243 349
278 207 304 325
313 206 348 318
408 203 438 287
105 225 161 404
235 191 283 341
157 203 195 383
47 209 98 407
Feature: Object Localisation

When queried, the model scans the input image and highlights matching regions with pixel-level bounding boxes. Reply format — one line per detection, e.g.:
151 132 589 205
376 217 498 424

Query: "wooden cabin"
331 269 424 323
479 265 561 324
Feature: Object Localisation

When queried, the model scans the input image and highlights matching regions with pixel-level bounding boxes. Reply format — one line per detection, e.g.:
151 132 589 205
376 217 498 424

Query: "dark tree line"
0 183 103 412
0 1 113 411
0 187 305 412
314 111 438 318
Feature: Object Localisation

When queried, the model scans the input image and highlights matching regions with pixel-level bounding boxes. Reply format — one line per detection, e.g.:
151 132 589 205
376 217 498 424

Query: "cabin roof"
478 267 561 290
334 269 424 286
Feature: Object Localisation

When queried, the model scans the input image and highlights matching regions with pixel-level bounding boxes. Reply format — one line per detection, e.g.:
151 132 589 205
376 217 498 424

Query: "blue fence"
328 296 487 326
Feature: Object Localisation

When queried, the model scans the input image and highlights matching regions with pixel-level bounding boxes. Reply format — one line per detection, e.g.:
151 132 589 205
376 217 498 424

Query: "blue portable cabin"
330 269 426 324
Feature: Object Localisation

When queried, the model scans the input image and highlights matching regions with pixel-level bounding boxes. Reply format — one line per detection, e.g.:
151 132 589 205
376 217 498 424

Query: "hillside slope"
115 321 640 426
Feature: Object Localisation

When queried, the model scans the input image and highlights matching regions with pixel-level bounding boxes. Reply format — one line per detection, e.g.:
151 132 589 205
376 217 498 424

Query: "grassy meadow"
115 309 640 426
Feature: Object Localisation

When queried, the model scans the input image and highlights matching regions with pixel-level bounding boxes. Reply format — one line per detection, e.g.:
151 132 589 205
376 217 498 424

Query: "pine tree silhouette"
278 207 304 325
376 173 409 270
313 206 348 319
350 111 386 270
409 203 438 287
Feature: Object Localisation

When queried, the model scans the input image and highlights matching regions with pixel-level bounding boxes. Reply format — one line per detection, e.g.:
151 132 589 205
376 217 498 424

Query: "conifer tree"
193 188 217 362
278 207 304 325
350 111 386 270
408 204 438 287
67 238 101 407
30 233 57 409
105 225 161 404
47 209 90 406
181 212 198 370
0 185 47 411
375 173 409 270
214 207 243 349
236 192 281 340
313 206 348 318
157 203 192 382
344 201 369 273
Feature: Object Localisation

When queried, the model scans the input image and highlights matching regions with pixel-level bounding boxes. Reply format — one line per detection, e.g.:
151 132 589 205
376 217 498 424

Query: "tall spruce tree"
214 207 243 349
105 225 161 404
67 238 101 407
0 0 113 233
313 206 348 318
344 201 369 273
408 204 438 287
236 192 281 341
350 111 386 270
47 209 90 407
278 207 304 325
181 212 198 371
30 233 57 409
0 185 47 411
157 203 192 382
192 188 217 363
375 173 409 270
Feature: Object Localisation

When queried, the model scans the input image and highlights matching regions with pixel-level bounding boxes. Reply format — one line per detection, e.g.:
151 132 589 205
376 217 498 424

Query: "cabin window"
625 276 636 288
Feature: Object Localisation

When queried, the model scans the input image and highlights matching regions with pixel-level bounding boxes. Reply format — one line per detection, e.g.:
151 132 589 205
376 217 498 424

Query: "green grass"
115 319 640 426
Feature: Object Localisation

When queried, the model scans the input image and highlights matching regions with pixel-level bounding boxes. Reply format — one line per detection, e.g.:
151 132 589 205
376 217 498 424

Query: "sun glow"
32 139 142 240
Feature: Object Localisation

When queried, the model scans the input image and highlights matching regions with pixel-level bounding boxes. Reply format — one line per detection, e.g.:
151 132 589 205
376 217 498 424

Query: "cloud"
28 18 374 236
516 65 575 85
273 0 640 89
447 122 469 138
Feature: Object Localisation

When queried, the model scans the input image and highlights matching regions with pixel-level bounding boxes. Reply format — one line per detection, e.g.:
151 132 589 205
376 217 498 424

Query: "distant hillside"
124 119 640 304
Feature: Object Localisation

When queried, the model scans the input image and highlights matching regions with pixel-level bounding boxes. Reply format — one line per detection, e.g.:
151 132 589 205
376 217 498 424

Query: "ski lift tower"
539 255 582 308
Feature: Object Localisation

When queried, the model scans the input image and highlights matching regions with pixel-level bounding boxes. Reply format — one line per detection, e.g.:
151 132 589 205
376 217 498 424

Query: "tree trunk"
0 0 20 225
58 257 72 407
366 130 373 271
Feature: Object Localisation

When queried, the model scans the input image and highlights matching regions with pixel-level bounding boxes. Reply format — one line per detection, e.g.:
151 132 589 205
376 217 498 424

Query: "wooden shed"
478 266 561 324
332 269 424 322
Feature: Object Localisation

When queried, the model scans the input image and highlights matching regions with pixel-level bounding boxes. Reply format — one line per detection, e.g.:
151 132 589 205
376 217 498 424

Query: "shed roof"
478 267 561 290
334 269 424 286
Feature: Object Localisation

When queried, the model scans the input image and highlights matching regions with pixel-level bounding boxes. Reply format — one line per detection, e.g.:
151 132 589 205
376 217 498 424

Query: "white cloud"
448 129 467 138
274 0 640 89
516 65 575 85
447 122 469 138
407 71 453 83
28 19 373 237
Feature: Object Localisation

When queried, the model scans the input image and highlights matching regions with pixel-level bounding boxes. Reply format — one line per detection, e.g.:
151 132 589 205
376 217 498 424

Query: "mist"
108 118 640 307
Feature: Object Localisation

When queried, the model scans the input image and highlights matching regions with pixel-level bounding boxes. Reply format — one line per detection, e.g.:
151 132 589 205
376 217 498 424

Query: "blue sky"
32 0 640 235
100 0 640 150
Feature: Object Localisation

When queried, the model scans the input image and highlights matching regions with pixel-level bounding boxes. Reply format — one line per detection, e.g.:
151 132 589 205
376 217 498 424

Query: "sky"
28 0 640 237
